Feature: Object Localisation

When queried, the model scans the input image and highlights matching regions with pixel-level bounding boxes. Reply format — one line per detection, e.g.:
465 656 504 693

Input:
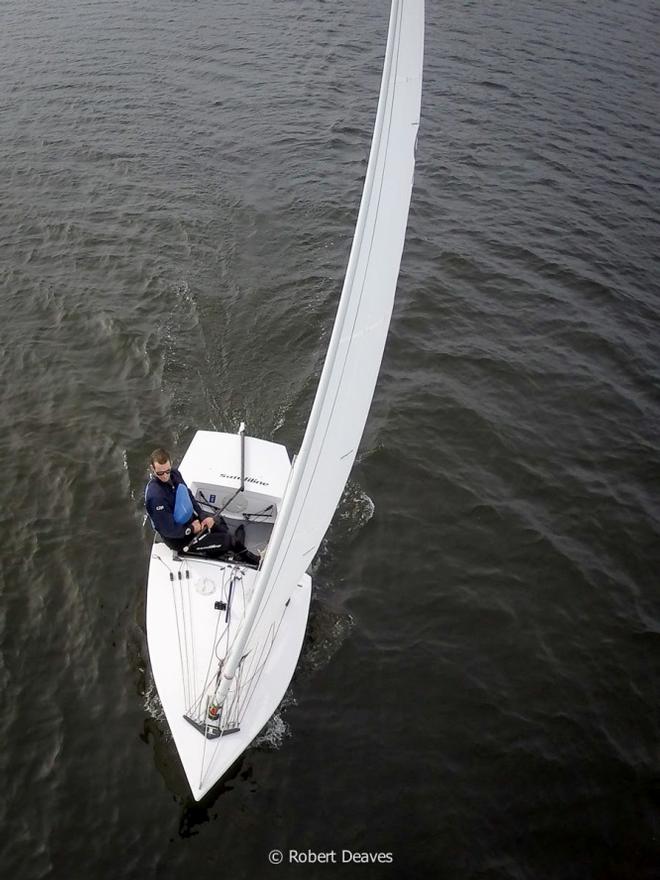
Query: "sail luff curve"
217 0 424 705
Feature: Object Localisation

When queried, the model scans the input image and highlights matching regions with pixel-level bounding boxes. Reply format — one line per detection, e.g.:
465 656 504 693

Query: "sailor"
144 447 258 564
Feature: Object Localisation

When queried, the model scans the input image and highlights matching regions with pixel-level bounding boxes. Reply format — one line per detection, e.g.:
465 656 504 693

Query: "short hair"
150 448 171 466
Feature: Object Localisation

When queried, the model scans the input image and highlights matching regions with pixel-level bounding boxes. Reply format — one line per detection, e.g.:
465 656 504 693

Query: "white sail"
216 0 424 706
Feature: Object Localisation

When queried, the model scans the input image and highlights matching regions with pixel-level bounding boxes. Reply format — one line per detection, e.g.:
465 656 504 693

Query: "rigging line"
184 574 228 711
207 590 247 716
235 644 273 722
187 569 231 719
201 564 255 719
213 576 238 665
188 657 222 721
235 599 290 719
242 504 274 521
199 715 233 792
199 426 246 529
188 655 224 721
199 695 211 791
216 486 242 517
225 636 248 725
211 566 237 666
198 489 243 516
153 553 174 576
168 569 190 710
184 563 196 704
234 614 285 720
177 567 193 710
176 556 227 571
237 577 248 632
216 641 259 723
155 554 192 706
189 564 240 717
226 567 243 625
226 662 245 728
230 673 241 728
249 2 411 636
248 606 287 686
191 592 225 719
216 577 247 660
239 622 274 684
223 647 250 726
214 565 230 662
215 602 234 664
197 489 275 522
232 644 262 710
197 577 245 720
200 645 242 788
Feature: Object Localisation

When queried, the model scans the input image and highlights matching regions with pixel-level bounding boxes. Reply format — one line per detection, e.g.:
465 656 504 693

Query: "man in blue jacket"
145 447 257 564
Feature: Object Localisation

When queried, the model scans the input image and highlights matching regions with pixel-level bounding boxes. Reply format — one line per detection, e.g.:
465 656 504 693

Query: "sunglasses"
154 467 172 476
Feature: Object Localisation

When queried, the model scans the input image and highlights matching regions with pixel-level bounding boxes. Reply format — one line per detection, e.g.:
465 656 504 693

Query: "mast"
216 0 424 708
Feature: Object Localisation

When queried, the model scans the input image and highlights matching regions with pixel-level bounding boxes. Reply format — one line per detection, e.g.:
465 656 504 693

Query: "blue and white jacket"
144 468 203 539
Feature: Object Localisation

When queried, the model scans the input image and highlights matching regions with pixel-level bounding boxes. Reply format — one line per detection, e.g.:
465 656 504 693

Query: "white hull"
146 431 312 800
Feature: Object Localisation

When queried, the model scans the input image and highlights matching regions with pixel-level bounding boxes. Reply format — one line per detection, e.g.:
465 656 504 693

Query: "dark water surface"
1 0 659 877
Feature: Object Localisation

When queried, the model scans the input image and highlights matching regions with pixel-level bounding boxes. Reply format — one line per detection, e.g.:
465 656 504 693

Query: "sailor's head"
150 448 172 482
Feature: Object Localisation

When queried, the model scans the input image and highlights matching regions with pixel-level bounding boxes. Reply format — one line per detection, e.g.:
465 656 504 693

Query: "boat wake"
253 696 297 750
311 479 375 576
337 479 375 533
299 604 354 676
143 677 167 727
253 712 290 750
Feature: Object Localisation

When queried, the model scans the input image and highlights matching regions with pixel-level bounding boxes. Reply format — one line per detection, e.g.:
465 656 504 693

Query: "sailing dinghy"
145 0 424 801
